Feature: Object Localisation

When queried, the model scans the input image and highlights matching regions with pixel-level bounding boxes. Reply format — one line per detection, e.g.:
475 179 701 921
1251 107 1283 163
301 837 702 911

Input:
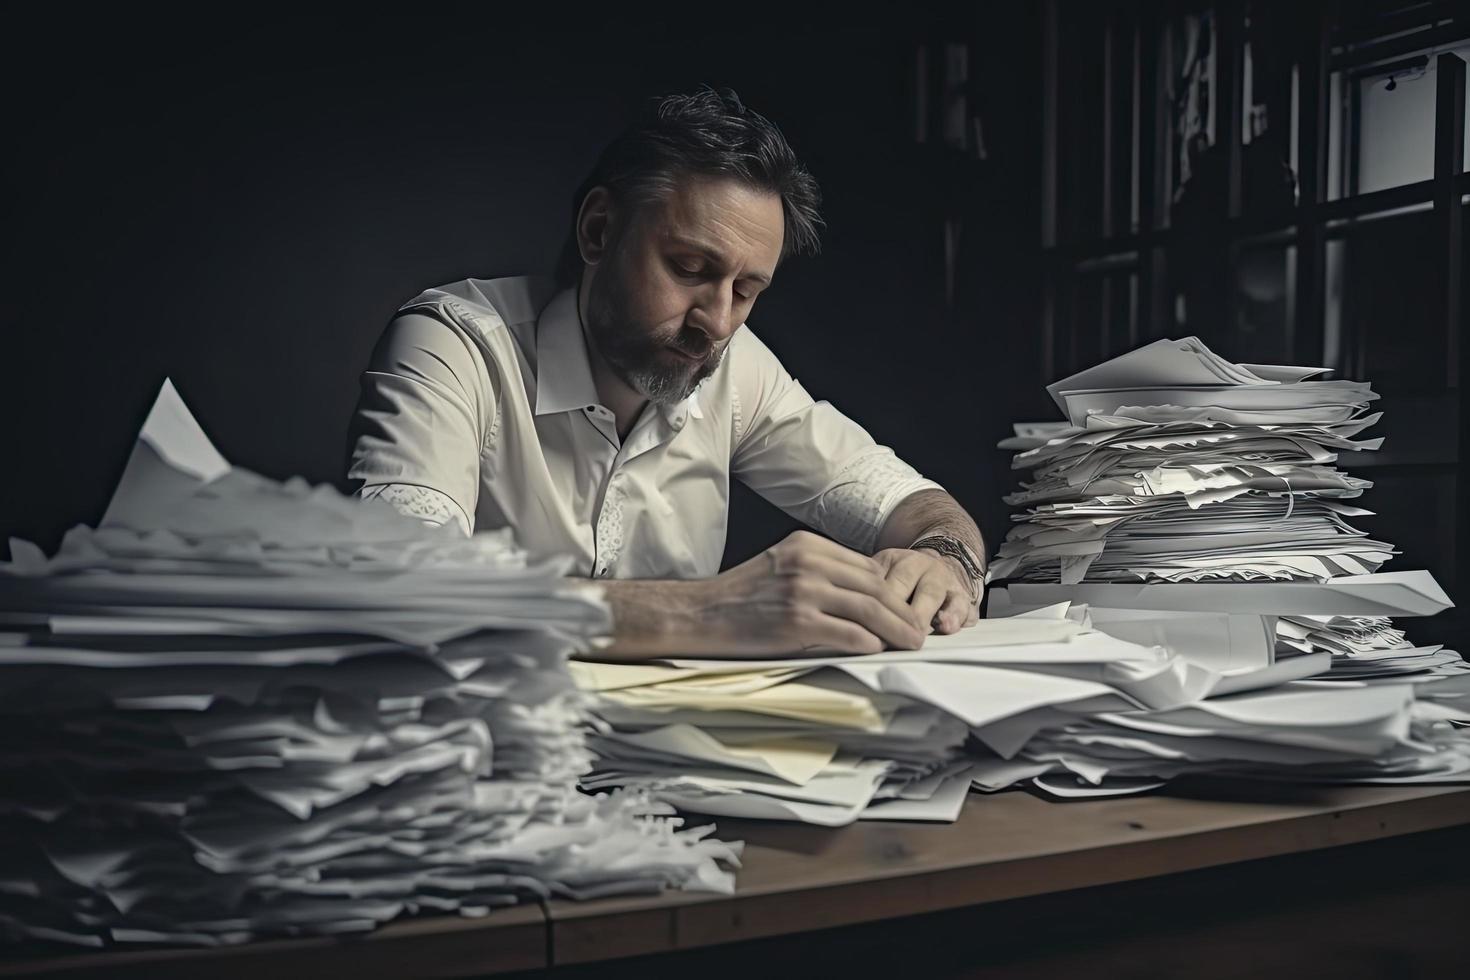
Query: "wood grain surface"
4 783 1468 978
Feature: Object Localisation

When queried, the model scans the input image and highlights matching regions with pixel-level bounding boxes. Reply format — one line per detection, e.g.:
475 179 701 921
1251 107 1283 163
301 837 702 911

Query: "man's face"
583 175 784 405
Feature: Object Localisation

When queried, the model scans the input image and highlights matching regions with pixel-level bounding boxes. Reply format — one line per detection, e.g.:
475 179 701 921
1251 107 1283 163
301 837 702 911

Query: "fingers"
808 577 926 650
765 532 925 650
910 577 949 634
874 548 927 604
770 536 926 635
777 530 880 576
935 590 974 634
873 550 966 637
790 611 886 656
807 554 924 628
722 532 980 658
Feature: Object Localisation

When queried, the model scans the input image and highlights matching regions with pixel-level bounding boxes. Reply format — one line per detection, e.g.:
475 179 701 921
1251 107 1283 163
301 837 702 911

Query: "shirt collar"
534 287 704 425
534 288 602 417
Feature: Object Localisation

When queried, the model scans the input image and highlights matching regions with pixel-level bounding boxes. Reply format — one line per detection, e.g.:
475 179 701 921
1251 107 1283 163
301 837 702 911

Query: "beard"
582 259 727 407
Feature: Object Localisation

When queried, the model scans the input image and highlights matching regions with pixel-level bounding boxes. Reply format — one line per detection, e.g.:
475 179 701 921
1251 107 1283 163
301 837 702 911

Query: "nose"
690 280 738 342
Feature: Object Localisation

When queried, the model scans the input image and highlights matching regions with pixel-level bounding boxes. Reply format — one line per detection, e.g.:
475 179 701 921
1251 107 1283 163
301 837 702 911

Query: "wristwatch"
909 533 987 605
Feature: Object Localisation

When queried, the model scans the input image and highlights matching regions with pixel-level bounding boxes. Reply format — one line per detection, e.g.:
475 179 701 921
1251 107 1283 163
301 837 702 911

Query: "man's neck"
588 350 648 443
576 286 648 442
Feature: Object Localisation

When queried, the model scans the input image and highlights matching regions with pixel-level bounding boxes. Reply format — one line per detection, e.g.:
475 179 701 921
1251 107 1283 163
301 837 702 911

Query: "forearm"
874 488 986 560
576 527 935 661
582 578 718 661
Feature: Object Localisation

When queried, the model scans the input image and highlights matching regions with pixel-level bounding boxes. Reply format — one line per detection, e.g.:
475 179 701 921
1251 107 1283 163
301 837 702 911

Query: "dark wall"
1 8 1044 564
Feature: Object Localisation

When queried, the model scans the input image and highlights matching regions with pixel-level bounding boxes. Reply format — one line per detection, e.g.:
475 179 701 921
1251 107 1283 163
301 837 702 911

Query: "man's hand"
693 530 929 657
592 531 973 661
873 547 981 636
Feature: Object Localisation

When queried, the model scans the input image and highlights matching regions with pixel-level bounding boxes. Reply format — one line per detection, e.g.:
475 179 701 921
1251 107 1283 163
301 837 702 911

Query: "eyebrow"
667 237 773 286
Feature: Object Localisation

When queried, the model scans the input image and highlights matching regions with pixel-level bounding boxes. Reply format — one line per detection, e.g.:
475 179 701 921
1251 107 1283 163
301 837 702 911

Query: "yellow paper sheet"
600 678 886 732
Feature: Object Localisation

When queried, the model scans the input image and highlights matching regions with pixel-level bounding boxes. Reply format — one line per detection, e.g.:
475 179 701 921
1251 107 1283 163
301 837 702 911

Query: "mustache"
669 343 713 361
668 327 720 360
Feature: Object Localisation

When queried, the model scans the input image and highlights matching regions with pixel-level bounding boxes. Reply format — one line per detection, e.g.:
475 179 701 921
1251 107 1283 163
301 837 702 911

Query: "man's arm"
588 530 929 661
724 327 946 555
346 311 490 529
872 488 988 634
721 326 982 638
359 483 472 535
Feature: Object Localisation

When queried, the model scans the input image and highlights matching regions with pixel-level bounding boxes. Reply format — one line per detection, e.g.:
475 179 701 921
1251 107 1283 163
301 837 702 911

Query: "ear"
576 187 616 267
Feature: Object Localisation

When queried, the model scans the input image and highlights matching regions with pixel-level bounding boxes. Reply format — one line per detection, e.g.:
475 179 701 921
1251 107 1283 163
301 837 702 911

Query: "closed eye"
669 257 760 301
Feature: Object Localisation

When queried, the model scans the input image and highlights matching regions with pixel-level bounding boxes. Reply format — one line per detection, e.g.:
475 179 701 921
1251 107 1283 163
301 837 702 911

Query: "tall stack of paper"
0 381 738 948
992 338 1464 676
573 615 1229 824
978 339 1470 795
992 338 1393 585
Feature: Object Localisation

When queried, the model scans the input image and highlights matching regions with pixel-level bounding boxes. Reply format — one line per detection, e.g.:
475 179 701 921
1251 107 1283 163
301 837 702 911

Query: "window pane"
1330 43 1470 199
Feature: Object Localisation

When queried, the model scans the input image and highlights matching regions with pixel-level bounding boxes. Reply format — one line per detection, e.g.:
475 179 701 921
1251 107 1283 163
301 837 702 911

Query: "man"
346 86 987 659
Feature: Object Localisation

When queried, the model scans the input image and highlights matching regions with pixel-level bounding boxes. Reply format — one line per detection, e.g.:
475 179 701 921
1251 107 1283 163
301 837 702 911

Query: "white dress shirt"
346 275 943 579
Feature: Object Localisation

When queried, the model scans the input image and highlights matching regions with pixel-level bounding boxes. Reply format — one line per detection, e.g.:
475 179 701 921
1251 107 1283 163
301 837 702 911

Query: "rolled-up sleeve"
728 327 943 553
345 311 492 534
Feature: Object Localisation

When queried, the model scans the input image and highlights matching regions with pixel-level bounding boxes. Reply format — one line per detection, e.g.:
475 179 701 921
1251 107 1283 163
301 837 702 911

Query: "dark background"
0 5 1043 568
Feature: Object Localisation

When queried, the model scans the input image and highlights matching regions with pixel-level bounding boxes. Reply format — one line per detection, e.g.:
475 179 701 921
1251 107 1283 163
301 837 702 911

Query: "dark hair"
554 86 823 287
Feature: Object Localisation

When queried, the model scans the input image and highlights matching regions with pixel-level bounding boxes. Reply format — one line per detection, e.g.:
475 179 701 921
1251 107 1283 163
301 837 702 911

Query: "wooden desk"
5 783 1469 978
541 782 1470 964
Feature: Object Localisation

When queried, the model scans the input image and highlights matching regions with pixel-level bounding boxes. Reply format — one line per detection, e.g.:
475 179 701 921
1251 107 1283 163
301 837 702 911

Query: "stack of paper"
1275 615 1467 679
993 338 1393 585
574 615 1230 824
1000 571 1461 683
973 673 1470 793
0 382 738 948
573 660 972 826
1001 571 1456 617
979 339 1470 795
992 340 1457 667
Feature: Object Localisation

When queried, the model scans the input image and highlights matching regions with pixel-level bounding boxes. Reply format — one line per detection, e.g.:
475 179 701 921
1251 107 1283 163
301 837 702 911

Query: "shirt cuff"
358 483 472 536
812 448 945 554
